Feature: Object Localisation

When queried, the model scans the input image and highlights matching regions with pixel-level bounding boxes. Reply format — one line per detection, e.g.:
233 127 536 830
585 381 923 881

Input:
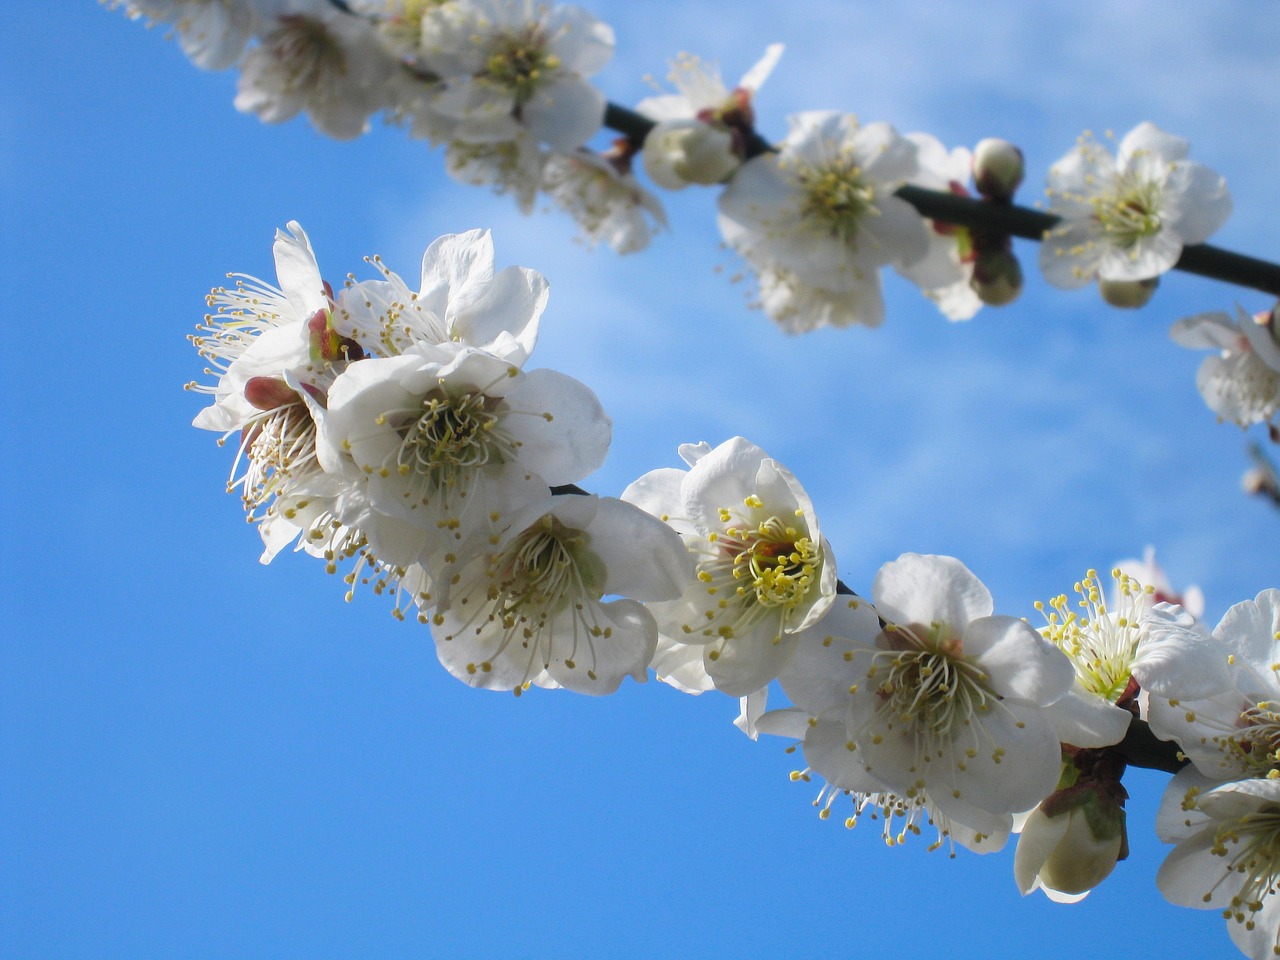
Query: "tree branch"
603 101 1280 298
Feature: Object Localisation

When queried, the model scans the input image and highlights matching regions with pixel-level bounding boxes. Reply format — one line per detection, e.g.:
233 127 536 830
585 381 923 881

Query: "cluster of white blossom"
122 1 1280 954
110 2 1280 448
105 0 665 251
718 546 1280 960
1143 588 1280 959
186 223 1280 958
189 222 698 694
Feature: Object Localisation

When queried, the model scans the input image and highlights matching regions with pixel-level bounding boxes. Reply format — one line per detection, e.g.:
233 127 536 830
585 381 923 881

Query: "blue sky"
2 3 1278 958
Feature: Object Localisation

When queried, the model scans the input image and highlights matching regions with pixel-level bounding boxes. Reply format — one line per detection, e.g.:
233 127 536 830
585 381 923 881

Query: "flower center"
236 400 318 520
485 31 560 106
1037 568 1151 703
688 497 821 645
1208 806 1280 950
437 515 616 685
269 16 347 94
1227 703 1280 777
495 516 601 613
732 515 818 609
395 388 515 491
869 622 995 761
1092 173 1163 248
796 160 878 246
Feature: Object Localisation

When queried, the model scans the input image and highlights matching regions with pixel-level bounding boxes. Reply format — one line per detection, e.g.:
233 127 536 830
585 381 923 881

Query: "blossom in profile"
188 221 365 561
718 111 928 331
1172 307 1280 430
541 147 666 253
445 133 546 214
1146 589 1280 783
637 43 783 189
104 0 258 70
416 0 614 150
621 437 837 697
1157 777 1280 960
339 228 547 364
234 0 397 139
1040 122 1232 290
897 132 982 322
1033 568 1222 750
431 494 692 695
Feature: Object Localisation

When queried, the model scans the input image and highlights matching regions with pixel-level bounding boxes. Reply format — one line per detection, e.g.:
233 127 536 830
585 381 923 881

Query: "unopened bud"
972 138 1024 201
1099 276 1159 309
970 246 1023 306
642 119 740 190
244 376 298 411
1243 466 1272 496
1016 792 1126 900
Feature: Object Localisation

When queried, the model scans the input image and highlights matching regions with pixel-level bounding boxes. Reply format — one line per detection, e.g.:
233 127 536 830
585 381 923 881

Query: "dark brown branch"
603 101 1280 298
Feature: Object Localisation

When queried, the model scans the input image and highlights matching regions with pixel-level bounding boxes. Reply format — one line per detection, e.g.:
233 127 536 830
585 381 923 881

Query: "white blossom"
780 554 1074 818
1157 777 1280 960
718 111 928 331
1040 122 1232 290
621 437 836 697
1033 567 1213 750
541 149 666 253
430 494 692 694
760 596 1015 854
104 0 258 70
1147 589 1280 783
636 44 783 190
415 0 613 150
234 0 397 140
188 221 366 562
897 132 982 322
1172 307 1280 431
339 228 546 364
324 341 611 565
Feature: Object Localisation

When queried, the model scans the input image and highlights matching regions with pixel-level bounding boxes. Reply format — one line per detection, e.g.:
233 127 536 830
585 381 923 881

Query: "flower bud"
970 245 1023 306
1099 276 1159 309
1015 795 1126 900
972 138 1024 201
1242 466 1272 496
642 119 740 190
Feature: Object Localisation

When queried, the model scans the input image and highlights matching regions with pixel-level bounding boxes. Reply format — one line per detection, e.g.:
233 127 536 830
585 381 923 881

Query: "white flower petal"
964 615 1075 705
1042 686 1133 748
872 553 993 629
